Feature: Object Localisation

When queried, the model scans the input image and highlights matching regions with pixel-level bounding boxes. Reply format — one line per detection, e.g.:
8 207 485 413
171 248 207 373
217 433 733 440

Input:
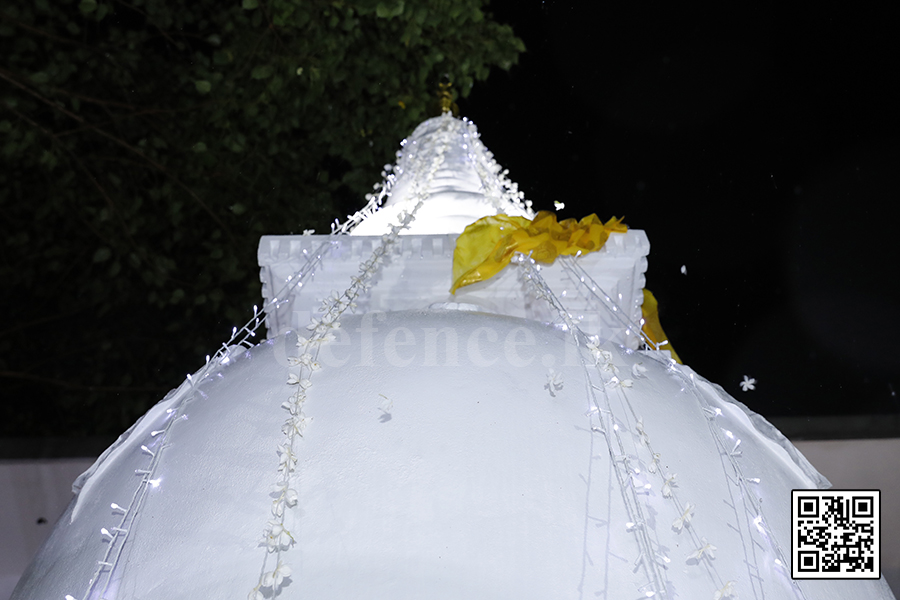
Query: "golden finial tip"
436 76 459 117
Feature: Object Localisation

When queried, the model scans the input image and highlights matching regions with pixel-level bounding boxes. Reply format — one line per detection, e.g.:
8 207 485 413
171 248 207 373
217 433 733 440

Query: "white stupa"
12 113 895 600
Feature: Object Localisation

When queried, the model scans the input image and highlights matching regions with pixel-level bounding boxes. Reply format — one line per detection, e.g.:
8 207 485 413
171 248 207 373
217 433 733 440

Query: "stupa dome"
12 113 895 600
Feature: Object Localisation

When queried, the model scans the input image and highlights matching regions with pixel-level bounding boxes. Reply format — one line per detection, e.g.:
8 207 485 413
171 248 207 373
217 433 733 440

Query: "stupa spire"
348 112 534 236
436 76 459 117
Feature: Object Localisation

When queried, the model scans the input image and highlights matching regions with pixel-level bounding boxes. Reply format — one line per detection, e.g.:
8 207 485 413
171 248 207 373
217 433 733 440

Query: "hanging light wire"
251 112 456 599
515 252 669 599
524 252 807 600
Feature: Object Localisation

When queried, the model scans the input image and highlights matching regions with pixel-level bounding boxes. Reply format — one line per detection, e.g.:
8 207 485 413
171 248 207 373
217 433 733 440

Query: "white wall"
793 439 900 594
2 440 898 599
0 458 92 600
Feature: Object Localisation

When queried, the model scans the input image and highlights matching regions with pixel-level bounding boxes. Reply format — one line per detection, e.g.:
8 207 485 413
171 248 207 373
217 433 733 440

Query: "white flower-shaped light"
277 444 297 472
349 275 371 291
673 502 694 532
282 399 305 415
263 521 294 552
662 473 677 498
262 561 292 590
270 486 299 517
286 373 312 388
293 353 321 371
306 318 325 334
713 580 736 600
248 588 266 600
687 538 717 562
594 348 614 367
632 363 648 378
282 414 310 437
603 375 623 388
320 291 342 311
740 375 756 392
635 418 650 446
546 369 564 396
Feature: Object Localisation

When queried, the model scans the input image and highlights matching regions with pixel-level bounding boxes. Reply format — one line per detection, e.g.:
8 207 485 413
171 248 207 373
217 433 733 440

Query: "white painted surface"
2 316 897 600
2 439 897 599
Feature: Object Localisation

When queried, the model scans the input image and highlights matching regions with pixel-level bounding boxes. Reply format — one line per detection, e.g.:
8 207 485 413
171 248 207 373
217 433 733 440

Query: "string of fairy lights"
457 116 536 218
67 246 340 600
65 113 448 600
515 252 807 600
250 111 458 598
560 255 805 597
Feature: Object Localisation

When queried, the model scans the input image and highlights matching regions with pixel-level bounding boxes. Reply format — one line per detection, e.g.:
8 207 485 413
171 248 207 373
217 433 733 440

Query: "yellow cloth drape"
450 211 628 293
450 211 681 363
640 288 682 364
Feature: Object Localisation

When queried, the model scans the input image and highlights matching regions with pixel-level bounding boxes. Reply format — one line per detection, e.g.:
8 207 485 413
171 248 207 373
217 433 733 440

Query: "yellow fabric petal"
640 288 682 364
450 211 627 293
451 213 679 362
450 214 532 293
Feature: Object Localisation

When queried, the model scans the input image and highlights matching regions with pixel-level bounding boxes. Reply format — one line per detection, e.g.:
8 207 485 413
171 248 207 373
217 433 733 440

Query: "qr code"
792 489 880 579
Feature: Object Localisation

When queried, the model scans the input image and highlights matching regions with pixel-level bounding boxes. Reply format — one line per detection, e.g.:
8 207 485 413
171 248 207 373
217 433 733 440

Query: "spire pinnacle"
436 76 459 117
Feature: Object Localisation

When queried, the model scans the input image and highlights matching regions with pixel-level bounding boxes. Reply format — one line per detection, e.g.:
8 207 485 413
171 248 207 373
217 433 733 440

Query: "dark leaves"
0 0 523 437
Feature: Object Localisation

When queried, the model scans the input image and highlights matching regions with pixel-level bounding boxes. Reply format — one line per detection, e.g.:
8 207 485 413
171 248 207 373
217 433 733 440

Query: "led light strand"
221 238 333 359
516 253 668 599
597 361 741 584
519 253 789 599
559 257 662 354
250 112 455 600
76 395 184 600
457 116 534 217
331 159 400 234
82 342 268 600
564 254 775 596
633 347 808 600
605 382 737 591
687 372 807 600
339 115 534 236
75 115 452 600
71 115 466 600
594 346 752 596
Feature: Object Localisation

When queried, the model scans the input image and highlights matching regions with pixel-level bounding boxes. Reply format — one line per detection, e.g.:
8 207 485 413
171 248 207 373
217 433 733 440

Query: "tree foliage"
0 0 523 436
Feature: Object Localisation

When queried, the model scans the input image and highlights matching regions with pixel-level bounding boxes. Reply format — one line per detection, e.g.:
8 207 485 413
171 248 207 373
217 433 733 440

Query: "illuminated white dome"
11 114 895 600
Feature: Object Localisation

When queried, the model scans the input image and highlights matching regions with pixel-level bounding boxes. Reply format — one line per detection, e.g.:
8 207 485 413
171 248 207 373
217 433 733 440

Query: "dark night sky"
461 2 900 419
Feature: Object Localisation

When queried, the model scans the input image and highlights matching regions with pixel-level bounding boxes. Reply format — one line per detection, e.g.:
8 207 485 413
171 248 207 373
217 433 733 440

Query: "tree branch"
0 11 92 49
0 68 236 242
111 0 180 48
